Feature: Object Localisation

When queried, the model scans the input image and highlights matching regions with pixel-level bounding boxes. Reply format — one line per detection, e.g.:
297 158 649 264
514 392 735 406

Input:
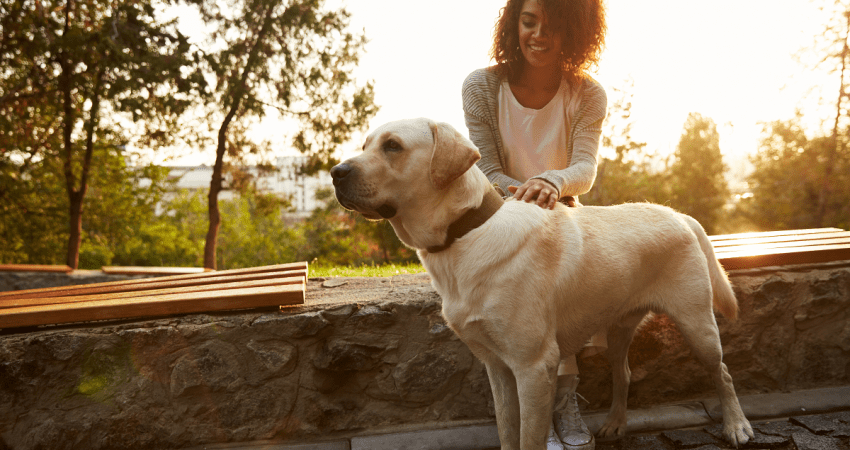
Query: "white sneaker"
554 375 595 450
547 421 567 450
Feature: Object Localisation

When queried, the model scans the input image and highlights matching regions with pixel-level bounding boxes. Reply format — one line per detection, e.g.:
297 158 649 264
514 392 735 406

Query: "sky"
165 0 834 178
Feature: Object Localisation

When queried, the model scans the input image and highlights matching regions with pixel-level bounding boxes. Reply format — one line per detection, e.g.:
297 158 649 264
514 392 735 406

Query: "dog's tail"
683 215 739 321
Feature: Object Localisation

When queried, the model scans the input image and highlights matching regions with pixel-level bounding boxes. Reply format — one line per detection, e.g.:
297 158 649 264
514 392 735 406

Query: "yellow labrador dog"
331 118 754 450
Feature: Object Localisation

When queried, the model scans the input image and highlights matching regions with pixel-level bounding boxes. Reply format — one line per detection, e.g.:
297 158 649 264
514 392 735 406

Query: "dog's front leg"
514 357 558 450
484 359 522 450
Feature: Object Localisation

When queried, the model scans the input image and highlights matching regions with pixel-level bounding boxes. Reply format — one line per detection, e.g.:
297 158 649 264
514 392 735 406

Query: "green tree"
214 189 299 269
0 138 184 268
735 0 850 232
741 118 850 230
803 1 850 226
76 146 182 268
0 154 68 265
667 113 729 234
296 188 416 267
583 82 668 206
0 0 205 268
186 0 379 269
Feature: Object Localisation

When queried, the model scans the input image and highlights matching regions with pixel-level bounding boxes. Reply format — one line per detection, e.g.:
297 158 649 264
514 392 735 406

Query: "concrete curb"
186 385 850 450
703 385 850 422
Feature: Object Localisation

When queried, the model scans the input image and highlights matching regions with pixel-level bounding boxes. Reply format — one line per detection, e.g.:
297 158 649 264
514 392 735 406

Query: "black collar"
426 188 504 253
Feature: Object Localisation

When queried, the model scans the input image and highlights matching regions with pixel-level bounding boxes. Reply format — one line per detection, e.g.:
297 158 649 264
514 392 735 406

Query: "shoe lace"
554 391 589 430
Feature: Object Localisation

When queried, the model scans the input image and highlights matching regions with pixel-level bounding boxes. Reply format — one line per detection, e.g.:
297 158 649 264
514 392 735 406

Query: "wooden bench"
0 264 73 273
100 266 212 275
0 262 307 330
711 228 850 270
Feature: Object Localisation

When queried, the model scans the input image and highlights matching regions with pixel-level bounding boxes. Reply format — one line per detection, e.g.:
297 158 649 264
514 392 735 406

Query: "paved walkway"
186 386 850 450
587 411 850 450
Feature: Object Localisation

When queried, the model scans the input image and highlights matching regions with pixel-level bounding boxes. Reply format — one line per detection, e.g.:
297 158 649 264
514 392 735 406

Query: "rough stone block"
751 420 804 438
791 431 842 450
790 414 850 436
616 434 674 450
660 429 719 448
3 266 850 449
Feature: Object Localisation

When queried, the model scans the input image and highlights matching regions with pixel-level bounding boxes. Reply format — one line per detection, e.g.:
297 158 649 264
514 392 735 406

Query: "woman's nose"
533 24 549 39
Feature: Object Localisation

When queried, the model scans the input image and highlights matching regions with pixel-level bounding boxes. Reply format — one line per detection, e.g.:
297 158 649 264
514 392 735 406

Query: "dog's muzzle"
330 162 396 219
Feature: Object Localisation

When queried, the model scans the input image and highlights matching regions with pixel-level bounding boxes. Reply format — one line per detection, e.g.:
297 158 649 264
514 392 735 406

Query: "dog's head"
331 118 484 247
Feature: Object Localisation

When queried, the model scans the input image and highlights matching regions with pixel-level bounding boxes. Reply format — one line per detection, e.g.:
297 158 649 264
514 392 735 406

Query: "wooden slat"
0 269 306 302
101 266 211 275
708 228 843 242
714 236 850 254
717 243 850 270
711 231 850 249
0 283 304 329
0 276 304 310
0 264 73 273
0 262 307 299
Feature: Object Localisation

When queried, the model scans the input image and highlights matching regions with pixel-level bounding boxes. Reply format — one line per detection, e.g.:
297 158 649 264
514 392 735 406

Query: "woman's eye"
522 20 536 29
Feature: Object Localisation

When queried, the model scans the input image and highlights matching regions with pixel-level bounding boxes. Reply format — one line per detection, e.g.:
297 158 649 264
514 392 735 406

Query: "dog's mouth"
334 191 397 220
375 204 397 219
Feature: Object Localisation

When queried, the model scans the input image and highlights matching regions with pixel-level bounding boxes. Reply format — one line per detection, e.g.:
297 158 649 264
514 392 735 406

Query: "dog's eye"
383 139 402 152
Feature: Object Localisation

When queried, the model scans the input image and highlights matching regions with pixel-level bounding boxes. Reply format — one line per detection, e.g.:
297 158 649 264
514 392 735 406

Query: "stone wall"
1 263 849 449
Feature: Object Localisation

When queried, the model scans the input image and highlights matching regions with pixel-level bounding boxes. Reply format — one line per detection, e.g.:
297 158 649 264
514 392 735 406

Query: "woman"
462 0 607 449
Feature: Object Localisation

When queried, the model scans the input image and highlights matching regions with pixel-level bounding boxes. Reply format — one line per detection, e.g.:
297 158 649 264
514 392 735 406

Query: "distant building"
165 156 333 217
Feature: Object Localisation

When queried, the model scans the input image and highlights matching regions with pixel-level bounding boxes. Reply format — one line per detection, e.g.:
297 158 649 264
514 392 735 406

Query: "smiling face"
518 0 563 70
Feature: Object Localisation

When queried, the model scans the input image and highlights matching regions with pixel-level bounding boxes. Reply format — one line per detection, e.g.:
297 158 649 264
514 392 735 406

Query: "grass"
309 262 426 278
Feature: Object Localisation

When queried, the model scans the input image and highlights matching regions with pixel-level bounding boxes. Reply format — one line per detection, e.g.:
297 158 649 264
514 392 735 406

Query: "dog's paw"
597 418 627 439
723 420 755 448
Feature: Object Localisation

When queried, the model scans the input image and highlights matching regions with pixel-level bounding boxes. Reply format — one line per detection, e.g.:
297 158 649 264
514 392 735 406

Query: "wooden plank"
714 236 850 254
0 262 308 299
718 243 850 270
711 231 850 249
0 269 306 302
0 264 73 273
101 266 211 275
708 228 843 242
0 283 304 329
0 276 305 310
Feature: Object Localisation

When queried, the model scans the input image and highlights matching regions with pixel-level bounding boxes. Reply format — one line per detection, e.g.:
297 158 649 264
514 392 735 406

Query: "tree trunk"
817 11 850 226
202 7 277 270
60 26 103 270
203 141 224 269
60 0 78 268
66 191 84 268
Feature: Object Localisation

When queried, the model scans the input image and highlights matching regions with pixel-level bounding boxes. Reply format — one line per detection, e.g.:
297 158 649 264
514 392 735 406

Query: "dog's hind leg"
666 298 754 447
598 311 646 439
484 358 522 450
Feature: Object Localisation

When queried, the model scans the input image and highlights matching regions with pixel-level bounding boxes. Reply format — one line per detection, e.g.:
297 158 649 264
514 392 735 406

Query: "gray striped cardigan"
462 67 608 199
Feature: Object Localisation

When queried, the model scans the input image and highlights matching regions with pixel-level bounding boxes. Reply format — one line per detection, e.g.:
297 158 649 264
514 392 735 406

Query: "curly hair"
491 0 606 86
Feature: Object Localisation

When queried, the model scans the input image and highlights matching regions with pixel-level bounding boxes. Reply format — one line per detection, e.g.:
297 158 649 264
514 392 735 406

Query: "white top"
498 78 569 183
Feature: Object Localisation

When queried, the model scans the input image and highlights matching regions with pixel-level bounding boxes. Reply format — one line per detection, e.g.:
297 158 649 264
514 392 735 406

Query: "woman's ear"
429 121 481 190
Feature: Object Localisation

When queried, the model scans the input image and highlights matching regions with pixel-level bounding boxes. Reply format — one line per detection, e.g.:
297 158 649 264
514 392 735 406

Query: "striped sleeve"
463 68 524 192
533 76 608 197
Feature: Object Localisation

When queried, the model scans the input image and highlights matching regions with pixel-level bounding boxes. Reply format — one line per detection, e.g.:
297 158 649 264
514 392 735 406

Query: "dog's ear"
429 121 481 190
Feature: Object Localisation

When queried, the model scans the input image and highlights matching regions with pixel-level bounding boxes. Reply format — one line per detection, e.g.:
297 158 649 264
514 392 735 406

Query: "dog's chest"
423 257 492 344
433 282 485 340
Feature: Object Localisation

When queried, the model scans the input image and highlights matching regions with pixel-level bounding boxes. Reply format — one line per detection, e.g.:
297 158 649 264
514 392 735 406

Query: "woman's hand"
508 179 559 210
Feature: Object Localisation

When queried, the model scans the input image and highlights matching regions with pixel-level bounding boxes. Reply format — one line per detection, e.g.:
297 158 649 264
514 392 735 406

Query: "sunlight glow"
164 0 833 177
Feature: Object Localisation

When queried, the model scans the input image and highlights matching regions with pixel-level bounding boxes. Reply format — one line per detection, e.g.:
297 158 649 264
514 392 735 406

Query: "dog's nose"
330 163 351 181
